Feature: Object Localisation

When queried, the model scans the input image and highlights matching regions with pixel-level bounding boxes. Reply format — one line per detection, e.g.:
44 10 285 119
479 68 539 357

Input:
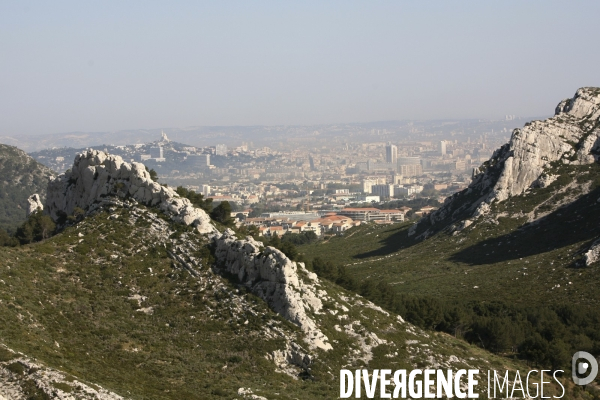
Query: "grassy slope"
0 206 554 399
0 205 580 398
0 210 301 399
300 161 600 310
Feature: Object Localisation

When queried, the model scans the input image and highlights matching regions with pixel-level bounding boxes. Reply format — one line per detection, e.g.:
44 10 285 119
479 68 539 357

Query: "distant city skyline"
1 1 598 136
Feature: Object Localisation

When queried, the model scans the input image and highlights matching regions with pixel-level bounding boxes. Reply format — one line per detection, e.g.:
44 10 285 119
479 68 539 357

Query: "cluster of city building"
32 119 517 237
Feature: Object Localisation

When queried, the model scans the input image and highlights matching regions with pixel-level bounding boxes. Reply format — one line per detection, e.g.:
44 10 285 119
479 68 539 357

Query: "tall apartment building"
371 184 394 199
397 156 422 177
187 154 211 168
362 179 377 193
394 185 424 197
385 142 398 164
440 140 447 156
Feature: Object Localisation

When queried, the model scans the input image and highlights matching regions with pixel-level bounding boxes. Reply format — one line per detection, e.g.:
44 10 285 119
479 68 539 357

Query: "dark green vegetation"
175 185 235 226
147 167 158 182
0 144 54 233
15 210 56 244
175 186 213 213
1 206 85 247
210 201 234 226
300 161 600 374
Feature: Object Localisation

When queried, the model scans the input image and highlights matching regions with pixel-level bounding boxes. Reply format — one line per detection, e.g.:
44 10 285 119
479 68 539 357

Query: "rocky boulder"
26 194 44 216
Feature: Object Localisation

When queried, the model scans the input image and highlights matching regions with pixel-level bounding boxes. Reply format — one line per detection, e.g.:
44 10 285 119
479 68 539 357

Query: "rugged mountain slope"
297 89 600 385
411 87 600 252
0 150 549 398
0 144 54 233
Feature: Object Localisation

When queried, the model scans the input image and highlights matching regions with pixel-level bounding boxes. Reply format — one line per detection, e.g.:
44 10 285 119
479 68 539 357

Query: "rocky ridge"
213 229 332 352
32 150 510 382
42 150 333 356
45 150 215 234
411 87 600 261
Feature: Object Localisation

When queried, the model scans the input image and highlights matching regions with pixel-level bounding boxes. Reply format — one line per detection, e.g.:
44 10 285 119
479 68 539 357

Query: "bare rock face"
25 194 43 216
45 150 216 234
412 87 600 238
213 229 333 351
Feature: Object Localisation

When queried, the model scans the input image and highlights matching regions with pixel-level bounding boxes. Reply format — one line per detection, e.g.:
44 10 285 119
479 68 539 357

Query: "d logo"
572 351 598 385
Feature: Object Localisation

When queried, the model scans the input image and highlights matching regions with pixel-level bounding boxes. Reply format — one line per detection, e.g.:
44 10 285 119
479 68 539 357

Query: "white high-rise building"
397 156 422 177
440 141 447 156
201 185 211 197
362 179 378 194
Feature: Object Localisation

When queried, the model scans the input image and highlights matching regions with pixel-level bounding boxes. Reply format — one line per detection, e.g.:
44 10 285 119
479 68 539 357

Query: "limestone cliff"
411 87 600 244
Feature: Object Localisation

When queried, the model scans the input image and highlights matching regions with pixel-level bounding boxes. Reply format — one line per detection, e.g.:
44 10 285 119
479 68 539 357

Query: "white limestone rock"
26 194 43 216
413 87 600 236
584 239 600 266
0 349 124 399
268 341 313 376
213 229 333 351
45 150 216 234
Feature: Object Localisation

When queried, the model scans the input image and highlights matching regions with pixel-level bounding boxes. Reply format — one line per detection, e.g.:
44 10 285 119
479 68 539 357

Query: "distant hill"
0 144 54 233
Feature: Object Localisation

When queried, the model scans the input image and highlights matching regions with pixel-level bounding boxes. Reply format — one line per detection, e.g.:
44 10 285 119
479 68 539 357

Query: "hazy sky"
1 1 599 135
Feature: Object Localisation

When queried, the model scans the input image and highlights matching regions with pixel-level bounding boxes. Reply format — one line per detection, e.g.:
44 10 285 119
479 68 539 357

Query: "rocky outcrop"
26 194 43 216
45 150 215 234
412 87 600 238
43 150 333 363
213 229 332 351
584 239 600 266
0 346 124 400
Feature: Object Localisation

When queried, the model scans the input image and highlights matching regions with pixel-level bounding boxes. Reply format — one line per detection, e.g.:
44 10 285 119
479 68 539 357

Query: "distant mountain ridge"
0 144 54 233
3 117 537 152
